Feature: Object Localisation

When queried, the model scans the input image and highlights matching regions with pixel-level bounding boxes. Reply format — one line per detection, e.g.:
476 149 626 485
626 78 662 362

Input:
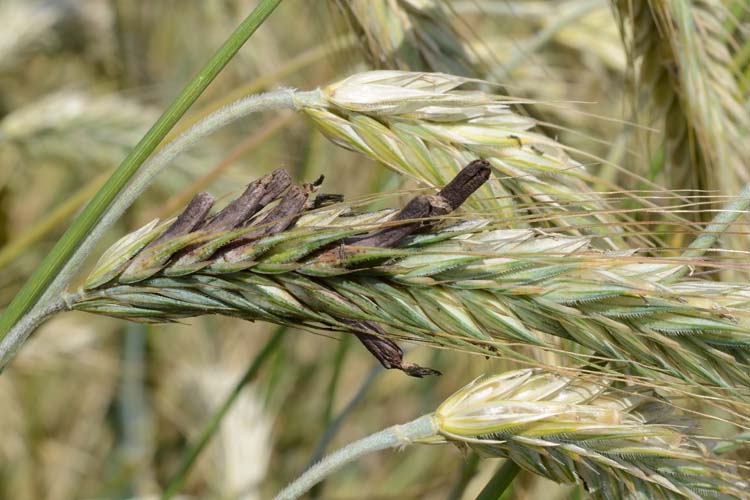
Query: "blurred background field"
0 1 748 499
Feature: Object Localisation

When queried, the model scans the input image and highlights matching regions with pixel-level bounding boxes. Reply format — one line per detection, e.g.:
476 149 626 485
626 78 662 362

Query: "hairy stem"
0 298 69 371
273 415 437 500
0 0 284 351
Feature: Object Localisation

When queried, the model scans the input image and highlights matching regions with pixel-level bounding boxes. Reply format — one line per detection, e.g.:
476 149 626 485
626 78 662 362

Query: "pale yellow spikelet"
298 70 629 247
428 369 749 499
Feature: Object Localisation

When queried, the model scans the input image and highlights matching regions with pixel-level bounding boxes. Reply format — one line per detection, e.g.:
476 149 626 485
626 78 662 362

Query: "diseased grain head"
70 164 750 406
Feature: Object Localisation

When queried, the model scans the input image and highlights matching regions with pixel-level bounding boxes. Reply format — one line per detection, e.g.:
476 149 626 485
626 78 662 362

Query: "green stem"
161 326 287 500
475 460 521 500
0 299 68 367
274 415 437 500
320 337 354 442
0 0 283 340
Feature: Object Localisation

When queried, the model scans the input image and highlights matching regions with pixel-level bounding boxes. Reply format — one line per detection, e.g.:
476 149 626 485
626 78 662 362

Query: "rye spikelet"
428 368 749 499
296 70 635 248
68 165 750 399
